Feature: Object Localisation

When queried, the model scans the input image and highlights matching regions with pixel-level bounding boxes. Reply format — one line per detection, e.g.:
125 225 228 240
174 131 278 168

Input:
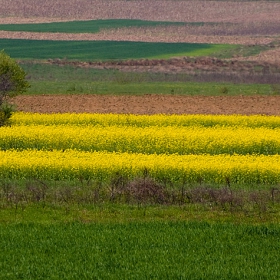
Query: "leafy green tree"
0 50 30 126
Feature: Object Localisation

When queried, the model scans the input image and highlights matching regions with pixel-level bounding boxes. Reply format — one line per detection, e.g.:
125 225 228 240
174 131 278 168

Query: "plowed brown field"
12 94 280 115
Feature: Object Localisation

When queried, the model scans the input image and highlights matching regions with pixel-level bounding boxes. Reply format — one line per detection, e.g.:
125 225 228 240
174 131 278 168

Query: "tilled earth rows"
12 94 280 115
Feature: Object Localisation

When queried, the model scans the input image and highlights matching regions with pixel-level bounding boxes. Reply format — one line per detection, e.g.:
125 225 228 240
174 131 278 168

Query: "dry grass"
2 178 280 213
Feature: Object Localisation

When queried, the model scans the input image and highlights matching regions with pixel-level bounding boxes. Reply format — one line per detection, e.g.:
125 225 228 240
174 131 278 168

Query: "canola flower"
2 113 280 186
0 150 279 185
0 125 279 155
10 112 280 128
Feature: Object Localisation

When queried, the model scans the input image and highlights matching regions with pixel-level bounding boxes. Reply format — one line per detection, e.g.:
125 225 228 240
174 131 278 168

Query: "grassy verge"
1 178 280 221
26 80 274 95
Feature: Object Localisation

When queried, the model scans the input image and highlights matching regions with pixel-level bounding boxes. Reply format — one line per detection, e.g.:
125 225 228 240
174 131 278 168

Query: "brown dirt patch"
42 56 280 77
11 94 280 116
0 30 276 46
234 47 280 65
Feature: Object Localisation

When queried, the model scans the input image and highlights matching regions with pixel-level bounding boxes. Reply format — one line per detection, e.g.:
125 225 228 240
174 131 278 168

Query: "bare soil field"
11 94 280 115
1 0 280 46
1 0 280 24
0 30 276 46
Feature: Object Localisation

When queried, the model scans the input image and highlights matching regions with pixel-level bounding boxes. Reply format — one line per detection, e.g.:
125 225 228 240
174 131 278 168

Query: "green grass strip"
1 221 280 279
0 19 188 33
0 39 234 60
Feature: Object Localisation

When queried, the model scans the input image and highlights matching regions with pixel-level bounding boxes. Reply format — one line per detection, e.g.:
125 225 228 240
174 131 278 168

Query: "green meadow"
0 19 189 33
0 39 234 60
1 220 280 279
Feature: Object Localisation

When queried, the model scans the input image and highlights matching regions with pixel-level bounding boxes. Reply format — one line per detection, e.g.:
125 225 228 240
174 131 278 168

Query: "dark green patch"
0 19 190 33
0 39 235 60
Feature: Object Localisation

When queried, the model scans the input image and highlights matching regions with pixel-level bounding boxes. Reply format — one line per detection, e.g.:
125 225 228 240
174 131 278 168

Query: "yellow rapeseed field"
1 113 279 186
11 112 280 128
0 125 279 155
0 150 279 185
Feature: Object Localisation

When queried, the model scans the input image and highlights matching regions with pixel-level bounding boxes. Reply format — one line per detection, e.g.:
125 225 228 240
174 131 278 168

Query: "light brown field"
0 29 276 46
1 0 280 24
11 94 280 115
1 0 280 46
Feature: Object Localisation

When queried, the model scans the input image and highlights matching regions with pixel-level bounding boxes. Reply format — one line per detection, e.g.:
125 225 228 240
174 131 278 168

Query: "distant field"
1 0 279 24
19 63 274 96
0 19 189 33
0 39 234 60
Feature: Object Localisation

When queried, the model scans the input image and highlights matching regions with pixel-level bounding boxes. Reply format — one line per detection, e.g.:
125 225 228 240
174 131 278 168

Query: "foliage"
0 50 29 126
0 102 14 126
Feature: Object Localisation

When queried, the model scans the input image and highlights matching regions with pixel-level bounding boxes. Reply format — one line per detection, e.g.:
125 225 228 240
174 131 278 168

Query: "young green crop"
0 39 230 61
1 222 280 279
0 19 186 33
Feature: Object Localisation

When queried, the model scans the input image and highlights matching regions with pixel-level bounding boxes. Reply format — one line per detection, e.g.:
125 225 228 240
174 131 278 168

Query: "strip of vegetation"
1 219 280 279
19 63 278 95
0 19 189 33
1 178 280 213
0 39 236 60
25 80 276 95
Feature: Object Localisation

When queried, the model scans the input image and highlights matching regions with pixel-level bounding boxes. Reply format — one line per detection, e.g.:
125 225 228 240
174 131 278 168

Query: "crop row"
1 125 279 155
2 113 280 186
0 150 279 185
11 113 280 128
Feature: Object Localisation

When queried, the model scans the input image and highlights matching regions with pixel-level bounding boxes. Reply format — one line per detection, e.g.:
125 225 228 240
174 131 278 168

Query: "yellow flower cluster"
11 112 280 128
0 125 279 155
0 150 279 185
1 113 279 186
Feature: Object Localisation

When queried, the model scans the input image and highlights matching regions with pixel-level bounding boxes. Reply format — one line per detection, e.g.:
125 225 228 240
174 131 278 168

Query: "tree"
0 50 30 126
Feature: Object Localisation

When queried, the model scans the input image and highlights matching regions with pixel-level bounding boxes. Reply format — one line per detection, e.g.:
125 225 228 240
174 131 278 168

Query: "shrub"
0 50 30 126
